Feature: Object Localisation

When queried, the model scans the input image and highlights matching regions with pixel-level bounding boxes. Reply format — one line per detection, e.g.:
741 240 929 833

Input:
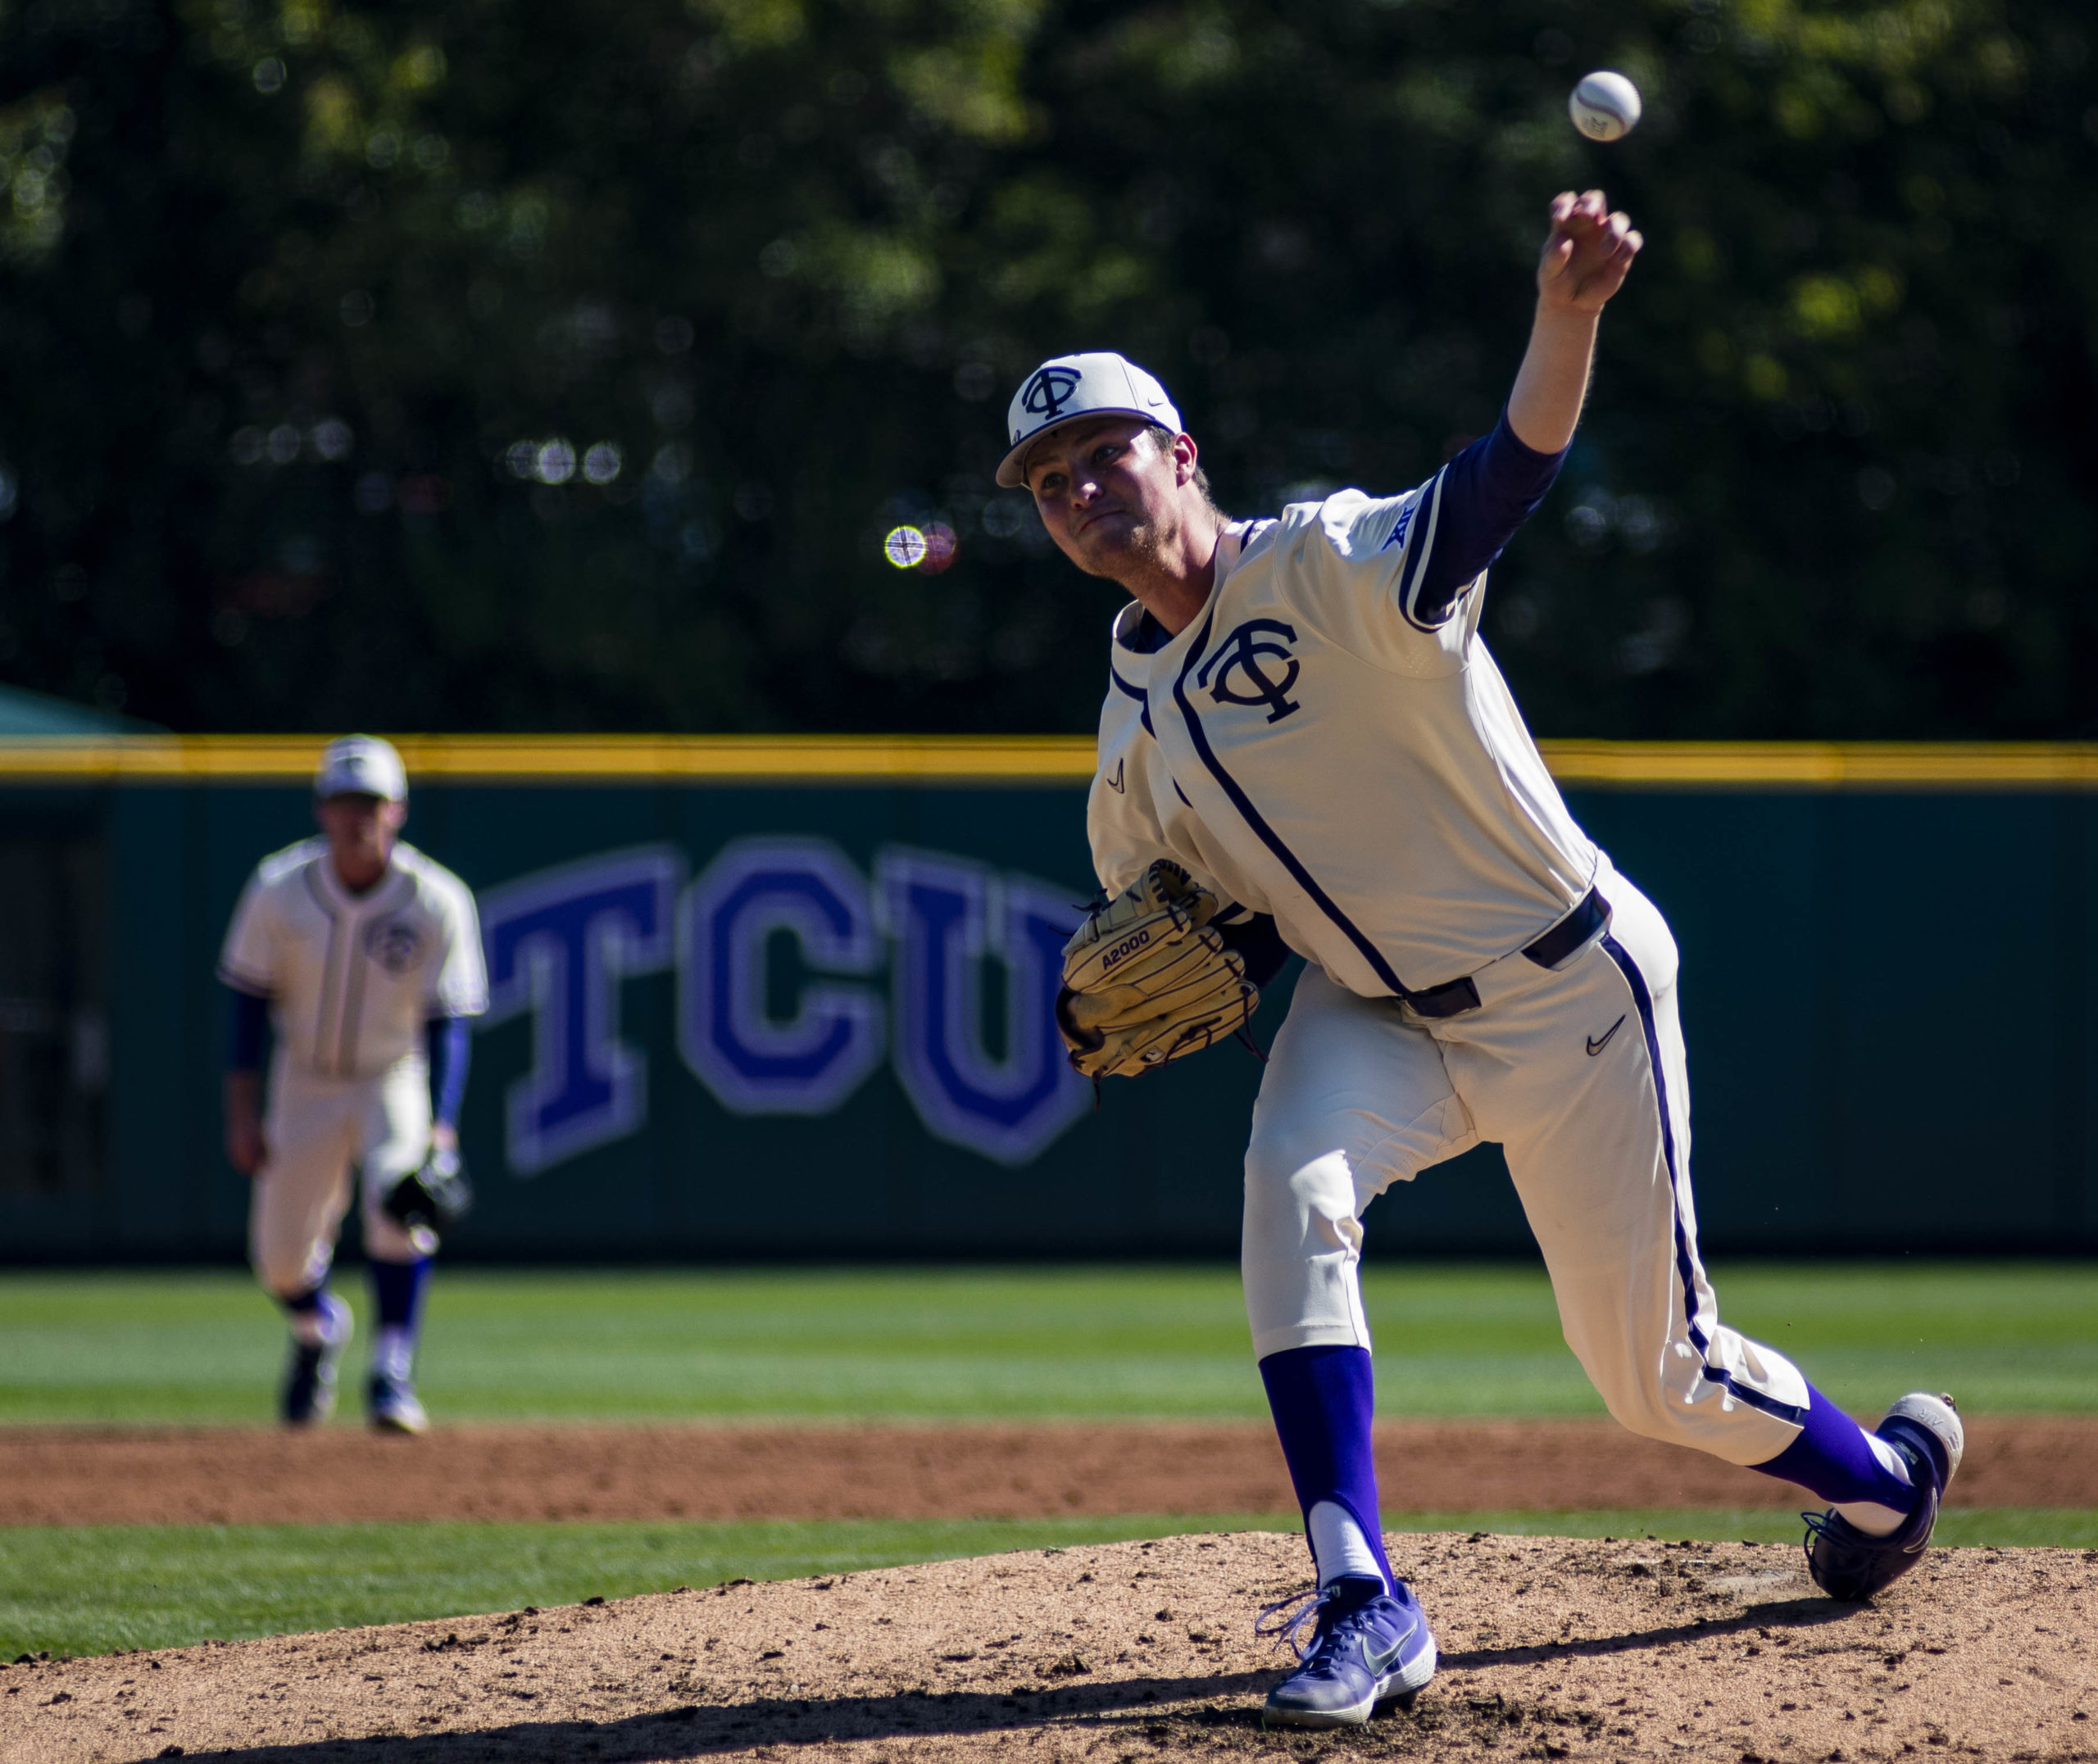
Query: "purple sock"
1258 1345 1396 1591
279 1284 326 1319
1749 1383 1916 1510
368 1257 430 1334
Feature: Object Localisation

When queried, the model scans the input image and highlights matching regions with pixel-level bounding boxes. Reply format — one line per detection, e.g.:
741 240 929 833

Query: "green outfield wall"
2 737 2093 1261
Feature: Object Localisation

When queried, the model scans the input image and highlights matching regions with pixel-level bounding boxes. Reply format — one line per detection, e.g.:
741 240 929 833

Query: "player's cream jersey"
219 838 488 1078
1087 490 1599 996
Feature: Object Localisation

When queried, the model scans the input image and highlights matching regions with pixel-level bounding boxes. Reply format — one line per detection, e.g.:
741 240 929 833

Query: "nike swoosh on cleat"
1586 1015 1626 1056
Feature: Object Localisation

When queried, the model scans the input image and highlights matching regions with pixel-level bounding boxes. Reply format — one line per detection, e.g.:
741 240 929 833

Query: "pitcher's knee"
1570 1339 1709 1447
1602 1385 1707 1448
1244 1134 1360 1249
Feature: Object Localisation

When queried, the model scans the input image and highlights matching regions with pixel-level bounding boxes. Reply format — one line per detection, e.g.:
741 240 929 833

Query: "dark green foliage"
1 0 2093 734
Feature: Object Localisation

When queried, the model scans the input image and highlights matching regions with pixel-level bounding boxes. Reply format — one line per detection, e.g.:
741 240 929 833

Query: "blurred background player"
218 735 488 1431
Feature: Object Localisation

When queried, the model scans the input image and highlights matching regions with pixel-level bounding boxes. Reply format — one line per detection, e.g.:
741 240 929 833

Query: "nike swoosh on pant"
1586 1015 1627 1056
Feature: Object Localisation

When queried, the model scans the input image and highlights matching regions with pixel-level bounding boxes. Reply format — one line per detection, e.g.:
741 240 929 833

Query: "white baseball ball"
1569 70 1642 143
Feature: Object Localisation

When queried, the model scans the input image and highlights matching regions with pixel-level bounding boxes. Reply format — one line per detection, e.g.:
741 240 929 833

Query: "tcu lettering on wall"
477 838 1091 1173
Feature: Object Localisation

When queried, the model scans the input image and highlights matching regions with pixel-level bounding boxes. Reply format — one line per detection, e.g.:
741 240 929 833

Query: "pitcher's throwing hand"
1538 188 1643 313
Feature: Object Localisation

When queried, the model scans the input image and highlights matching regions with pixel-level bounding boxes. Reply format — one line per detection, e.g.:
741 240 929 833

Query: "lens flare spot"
917 522 958 575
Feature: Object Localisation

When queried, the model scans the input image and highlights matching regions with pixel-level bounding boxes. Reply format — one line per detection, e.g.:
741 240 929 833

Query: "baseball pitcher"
1010 191 1961 1726
220 736 487 1431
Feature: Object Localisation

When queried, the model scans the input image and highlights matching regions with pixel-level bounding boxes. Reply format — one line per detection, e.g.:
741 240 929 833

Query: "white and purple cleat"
1260 1576 1438 1728
1804 1392 1964 1601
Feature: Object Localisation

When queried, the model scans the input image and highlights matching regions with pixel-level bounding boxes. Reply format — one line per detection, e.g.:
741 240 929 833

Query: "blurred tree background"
0 0 2092 736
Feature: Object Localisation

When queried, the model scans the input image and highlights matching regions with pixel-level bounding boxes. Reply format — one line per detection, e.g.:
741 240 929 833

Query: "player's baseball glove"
383 1144 474 1234
1057 859 1259 1080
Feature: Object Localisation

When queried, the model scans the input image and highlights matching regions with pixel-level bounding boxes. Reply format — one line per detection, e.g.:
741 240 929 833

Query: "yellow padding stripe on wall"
2 734 2097 787
1539 741 2098 788
0 735 1097 782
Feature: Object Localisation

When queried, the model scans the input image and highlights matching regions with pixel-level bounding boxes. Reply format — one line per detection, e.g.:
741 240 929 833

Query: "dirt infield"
8 1530 2096 1762
5 1417 2096 1527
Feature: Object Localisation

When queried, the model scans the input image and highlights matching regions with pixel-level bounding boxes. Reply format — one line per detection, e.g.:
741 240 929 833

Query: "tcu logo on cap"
1197 619 1302 724
996 351 1181 487
1017 365 1083 433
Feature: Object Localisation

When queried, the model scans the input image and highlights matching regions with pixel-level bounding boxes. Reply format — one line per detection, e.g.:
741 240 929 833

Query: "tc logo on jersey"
1197 619 1302 724
1018 365 1083 429
366 918 424 975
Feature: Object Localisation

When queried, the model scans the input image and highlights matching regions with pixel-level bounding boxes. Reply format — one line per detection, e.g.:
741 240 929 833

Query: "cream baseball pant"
1242 865 1810 1467
250 1057 434 1298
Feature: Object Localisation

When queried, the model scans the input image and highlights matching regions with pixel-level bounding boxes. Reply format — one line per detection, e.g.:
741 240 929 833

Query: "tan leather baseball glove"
1056 859 1259 1079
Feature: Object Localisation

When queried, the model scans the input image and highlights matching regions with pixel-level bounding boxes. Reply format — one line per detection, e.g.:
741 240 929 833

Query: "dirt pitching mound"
9 1531 2096 1763
7 1417 2095 1526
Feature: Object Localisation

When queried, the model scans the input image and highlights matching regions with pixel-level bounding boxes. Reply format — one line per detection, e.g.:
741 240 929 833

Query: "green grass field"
3 1262 2093 1658
3 1261 2093 1425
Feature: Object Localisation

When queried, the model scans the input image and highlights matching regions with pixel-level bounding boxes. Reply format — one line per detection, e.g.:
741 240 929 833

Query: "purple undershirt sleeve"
226 985 270 1072
1405 407 1569 628
1217 914 1292 990
425 1015 471 1130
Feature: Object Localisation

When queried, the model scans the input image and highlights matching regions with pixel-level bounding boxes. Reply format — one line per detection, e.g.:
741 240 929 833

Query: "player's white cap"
995 351 1183 488
315 734 406 802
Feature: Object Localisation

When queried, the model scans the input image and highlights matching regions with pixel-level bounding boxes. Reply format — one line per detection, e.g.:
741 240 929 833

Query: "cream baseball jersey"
1087 487 1599 996
219 838 488 1077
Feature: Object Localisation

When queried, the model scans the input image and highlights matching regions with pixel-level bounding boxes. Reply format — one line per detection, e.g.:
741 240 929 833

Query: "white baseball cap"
995 351 1183 488
315 734 407 802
